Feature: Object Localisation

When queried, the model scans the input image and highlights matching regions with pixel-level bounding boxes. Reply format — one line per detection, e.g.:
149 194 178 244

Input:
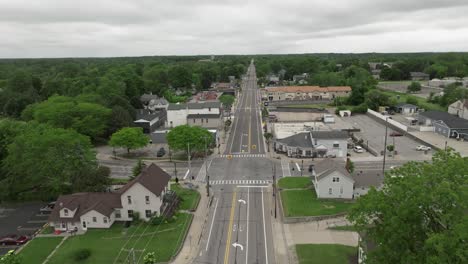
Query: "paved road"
195 62 276 264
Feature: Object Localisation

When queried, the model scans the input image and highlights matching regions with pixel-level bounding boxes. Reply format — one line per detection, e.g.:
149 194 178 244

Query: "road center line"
261 188 269 264
205 198 219 251
224 190 237 264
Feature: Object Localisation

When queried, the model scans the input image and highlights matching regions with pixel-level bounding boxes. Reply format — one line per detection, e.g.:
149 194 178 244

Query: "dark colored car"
0 235 29 246
156 148 166 157
390 131 403 137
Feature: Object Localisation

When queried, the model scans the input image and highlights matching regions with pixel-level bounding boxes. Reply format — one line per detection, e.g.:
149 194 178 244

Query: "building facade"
448 99 468 120
274 131 348 158
166 102 221 128
263 86 351 102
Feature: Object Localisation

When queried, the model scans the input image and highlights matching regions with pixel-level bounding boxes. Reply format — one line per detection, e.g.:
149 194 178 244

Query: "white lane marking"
245 187 250 264
238 199 246 204
281 159 291 177
205 198 219 251
236 185 269 188
295 163 301 172
261 188 269 264
183 169 190 180
232 242 244 251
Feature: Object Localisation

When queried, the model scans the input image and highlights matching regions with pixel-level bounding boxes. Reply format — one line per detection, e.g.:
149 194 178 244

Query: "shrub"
73 248 91 261
406 97 418 106
351 103 368 113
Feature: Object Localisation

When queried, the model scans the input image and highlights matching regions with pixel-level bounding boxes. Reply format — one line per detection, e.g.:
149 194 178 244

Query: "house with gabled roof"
48 163 171 233
312 159 354 199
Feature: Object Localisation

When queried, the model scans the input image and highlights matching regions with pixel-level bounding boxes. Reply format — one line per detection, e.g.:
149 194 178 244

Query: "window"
64 209 69 216
340 186 343 194
128 210 134 218
208 107 211 111
206 118 208 123
115 210 121 218
193 119 196 123
333 143 339 148
332 177 340 182
328 188 332 195
145 196 150 204
145 210 152 218
92 217 97 223
103 217 108 224
127 196 132 204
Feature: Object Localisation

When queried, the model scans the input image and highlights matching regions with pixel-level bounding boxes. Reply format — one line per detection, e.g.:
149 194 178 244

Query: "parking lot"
344 114 433 160
0 202 47 255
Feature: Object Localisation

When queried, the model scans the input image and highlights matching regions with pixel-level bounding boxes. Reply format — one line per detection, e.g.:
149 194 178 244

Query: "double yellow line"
223 190 237 264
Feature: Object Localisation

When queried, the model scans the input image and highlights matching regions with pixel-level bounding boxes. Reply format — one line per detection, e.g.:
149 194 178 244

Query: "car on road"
39 202 56 214
353 146 364 153
390 131 403 137
0 235 29 246
156 148 166 157
416 145 431 151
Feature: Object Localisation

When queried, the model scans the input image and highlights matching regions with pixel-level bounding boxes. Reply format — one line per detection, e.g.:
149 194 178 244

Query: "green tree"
407 81 422 93
132 159 144 178
219 94 235 108
22 95 112 141
2 124 98 200
406 97 418 105
168 65 192 89
348 150 468 264
264 132 273 152
108 106 134 135
109 127 149 154
143 252 156 264
167 125 212 153
365 90 390 110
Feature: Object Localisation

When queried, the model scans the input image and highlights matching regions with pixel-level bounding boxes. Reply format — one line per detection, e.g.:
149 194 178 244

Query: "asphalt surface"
195 62 275 264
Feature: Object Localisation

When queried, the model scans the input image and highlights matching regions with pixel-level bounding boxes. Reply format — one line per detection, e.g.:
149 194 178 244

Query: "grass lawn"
281 189 353 217
47 213 192 264
40 225 54 234
19 237 63 264
278 177 311 189
296 244 356 264
379 89 446 111
171 183 201 211
328 225 357 232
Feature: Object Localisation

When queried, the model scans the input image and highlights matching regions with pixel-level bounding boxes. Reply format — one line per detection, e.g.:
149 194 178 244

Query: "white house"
49 163 171 233
448 99 468 120
166 102 221 128
312 159 354 199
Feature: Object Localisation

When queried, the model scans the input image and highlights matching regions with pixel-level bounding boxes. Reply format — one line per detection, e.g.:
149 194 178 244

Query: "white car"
416 145 431 151
354 146 364 153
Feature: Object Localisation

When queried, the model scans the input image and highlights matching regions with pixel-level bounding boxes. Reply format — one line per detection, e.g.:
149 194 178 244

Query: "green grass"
379 89 446 111
328 225 357 232
110 178 131 185
19 237 63 264
47 213 192 264
171 183 201 211
281 189 353 217
296 244 356 264
40 225 55 234
278 177 311 189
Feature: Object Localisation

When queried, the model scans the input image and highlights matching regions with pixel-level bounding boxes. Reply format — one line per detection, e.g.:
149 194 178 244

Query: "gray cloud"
0 0 467 58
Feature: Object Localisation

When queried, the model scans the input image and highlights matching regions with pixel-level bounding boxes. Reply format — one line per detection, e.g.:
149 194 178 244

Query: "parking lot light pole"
382 117 389 176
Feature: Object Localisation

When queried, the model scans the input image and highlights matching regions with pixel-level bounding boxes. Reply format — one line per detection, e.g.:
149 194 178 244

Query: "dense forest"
1 53 467 201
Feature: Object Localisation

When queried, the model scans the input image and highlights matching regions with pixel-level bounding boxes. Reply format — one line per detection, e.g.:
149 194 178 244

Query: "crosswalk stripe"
208 179 271 185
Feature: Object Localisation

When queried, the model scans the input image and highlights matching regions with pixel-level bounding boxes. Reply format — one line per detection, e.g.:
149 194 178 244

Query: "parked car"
156 148 166 157
0 235 29 246
353 146 364 153
390 131 403 137
39 202 56 214
416 145 431 151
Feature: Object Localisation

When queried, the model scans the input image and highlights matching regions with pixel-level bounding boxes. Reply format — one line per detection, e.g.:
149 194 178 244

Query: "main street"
195 62 276 264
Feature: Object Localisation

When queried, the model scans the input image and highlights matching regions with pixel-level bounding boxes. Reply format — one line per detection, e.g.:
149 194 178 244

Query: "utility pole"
382 117 389 177
187 142 191 180
301 160 304 177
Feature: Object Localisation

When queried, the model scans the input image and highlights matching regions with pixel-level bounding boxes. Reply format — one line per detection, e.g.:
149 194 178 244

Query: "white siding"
316 171 354 199
167 109 188 127
315 139 348 158
120 182 165 221
80 210 114 229
59 207 77 218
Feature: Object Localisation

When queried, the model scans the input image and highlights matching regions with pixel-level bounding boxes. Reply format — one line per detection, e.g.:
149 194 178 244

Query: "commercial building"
262 86 351 102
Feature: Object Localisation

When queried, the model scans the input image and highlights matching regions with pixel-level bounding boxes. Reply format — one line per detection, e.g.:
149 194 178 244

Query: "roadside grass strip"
296 244 357 264
281 189 353 217
278 177 311 189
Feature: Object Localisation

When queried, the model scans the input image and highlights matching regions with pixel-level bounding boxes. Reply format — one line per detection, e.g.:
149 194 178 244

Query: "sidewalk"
170 183 210 264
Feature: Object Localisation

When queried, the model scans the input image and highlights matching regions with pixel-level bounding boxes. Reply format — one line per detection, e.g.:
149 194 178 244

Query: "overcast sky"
1 0 468 58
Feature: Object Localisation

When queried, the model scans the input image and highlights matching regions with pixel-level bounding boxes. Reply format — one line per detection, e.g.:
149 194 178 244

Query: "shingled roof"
276 132 313 148
313 158 353 182
118 163 171 197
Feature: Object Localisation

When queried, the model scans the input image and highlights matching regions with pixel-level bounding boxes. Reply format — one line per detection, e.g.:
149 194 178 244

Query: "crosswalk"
209 179 272 185
219 154 267 158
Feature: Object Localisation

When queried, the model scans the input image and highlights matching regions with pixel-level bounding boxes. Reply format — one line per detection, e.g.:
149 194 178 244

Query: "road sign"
252 145 256 150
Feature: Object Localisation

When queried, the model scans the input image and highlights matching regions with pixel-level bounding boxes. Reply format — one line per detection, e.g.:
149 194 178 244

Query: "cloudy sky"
1 0 468 58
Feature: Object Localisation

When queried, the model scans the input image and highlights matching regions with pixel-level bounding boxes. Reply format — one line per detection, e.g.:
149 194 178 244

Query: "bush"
406 97 418 106
351 103 368 113
73 248 91 261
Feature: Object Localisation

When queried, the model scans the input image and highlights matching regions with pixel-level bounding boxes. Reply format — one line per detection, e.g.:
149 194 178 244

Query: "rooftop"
276 132 313 148
265 86 352 93
168 101 221 110
311 130 349 139
419 110 468 128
